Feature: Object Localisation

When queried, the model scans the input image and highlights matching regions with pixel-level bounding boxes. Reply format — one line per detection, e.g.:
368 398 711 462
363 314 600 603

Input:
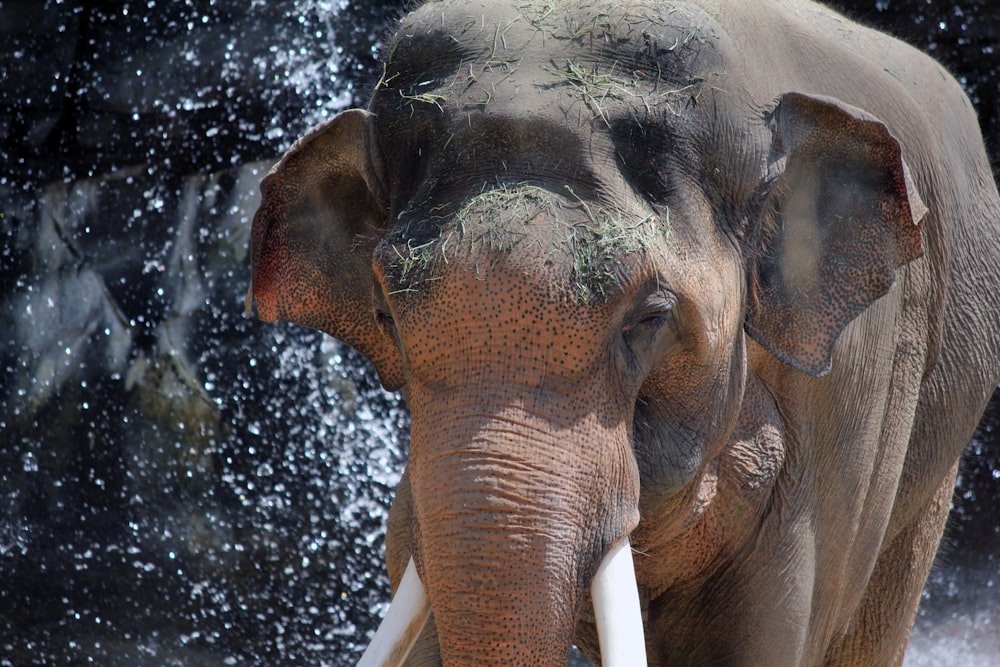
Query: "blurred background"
1 1 996 665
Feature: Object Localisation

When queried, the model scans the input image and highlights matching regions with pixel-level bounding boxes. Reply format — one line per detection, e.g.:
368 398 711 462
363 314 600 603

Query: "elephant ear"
746 92 927 377
246 109 405 389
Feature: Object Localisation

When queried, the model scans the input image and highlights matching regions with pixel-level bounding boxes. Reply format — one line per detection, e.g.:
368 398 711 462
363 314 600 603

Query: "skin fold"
247 1 1000 665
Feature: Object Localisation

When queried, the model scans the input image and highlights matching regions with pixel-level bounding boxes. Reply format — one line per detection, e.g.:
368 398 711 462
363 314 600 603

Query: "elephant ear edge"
246 109 406 390
746 92 927 377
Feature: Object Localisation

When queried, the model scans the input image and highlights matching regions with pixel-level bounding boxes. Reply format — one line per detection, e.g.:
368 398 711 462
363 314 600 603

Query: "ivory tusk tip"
357 558 430 667
591 537 648 667
244 282 255 318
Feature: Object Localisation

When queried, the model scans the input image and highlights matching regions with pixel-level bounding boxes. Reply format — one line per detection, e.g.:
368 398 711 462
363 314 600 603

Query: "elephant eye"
375 309 394 331
621 291 676 365
373 287 401 344
375 308 405 353
633 312 670 330
374 305 397 333
622 311 670 343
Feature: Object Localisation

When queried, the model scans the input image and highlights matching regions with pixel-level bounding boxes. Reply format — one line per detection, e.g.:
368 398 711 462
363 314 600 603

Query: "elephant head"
247 2 925 664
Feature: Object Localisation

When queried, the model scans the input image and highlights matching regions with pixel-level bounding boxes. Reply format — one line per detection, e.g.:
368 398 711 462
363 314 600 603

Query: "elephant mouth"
356 538 647 667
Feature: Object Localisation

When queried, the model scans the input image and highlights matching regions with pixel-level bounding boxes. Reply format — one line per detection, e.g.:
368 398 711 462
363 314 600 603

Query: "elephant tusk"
591 537 648 667
244 281 255 317
357 557 431 667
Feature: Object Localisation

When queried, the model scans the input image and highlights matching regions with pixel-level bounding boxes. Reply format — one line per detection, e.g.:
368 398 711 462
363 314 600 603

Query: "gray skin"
247 1 1000 665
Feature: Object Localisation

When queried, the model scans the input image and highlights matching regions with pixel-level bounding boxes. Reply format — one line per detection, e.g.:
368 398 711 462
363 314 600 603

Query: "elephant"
245 0 1000 665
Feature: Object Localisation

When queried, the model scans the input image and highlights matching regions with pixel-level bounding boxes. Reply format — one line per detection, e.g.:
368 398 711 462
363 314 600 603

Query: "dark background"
1 1 997 665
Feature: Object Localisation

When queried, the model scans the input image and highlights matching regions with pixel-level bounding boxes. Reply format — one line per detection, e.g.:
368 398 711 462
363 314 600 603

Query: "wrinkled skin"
247 1 1000 665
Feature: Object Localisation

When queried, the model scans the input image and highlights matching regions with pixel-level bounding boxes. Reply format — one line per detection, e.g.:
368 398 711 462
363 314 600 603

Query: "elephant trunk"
401 401 641 666
414 451 584 665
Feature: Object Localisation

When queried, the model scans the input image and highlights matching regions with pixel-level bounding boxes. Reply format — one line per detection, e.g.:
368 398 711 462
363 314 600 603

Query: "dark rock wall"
0 1 996 665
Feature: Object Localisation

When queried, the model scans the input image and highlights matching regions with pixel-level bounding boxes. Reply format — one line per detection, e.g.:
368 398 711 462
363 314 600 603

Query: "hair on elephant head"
248 1 1000 665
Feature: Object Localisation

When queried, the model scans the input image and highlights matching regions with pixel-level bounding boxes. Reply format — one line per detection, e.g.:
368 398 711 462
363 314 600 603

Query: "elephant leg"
822 463 958 666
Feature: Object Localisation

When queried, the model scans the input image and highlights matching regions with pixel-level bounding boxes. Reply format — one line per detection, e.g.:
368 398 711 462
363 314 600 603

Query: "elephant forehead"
374 0 730 136
376 182 669 305
391 0 727 80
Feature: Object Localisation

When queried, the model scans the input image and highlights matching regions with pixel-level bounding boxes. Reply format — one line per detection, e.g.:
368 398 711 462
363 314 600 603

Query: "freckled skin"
248 1 1000 665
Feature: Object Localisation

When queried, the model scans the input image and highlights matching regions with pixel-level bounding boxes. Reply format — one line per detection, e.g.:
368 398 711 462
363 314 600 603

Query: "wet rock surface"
0 1 996 665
